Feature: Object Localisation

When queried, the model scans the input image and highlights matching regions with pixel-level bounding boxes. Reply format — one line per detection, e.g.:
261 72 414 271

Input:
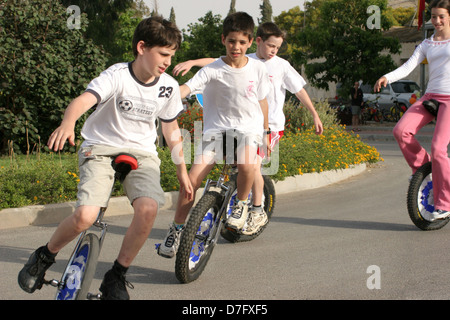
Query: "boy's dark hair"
256 22 286 41
132 16 182 57
223 12 255 40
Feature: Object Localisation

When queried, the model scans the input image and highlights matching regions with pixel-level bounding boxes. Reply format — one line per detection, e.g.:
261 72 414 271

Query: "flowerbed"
0 100 382 209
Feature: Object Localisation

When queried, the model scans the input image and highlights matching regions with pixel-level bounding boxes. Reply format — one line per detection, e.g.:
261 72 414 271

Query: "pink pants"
393 93 450 211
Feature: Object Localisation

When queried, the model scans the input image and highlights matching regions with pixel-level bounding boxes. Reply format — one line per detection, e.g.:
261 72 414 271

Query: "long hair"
429 0 450 13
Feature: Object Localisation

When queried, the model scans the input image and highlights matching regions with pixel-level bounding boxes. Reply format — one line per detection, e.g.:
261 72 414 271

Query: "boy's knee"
133 198 158 224
237 163 255 176
72 207 99 232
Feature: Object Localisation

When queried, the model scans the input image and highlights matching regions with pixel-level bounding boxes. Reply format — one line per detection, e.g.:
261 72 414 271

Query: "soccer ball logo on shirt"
118 100 133 111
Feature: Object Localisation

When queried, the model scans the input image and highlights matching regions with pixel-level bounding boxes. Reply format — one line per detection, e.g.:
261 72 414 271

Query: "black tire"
407 162 450 231
220 174 276 243
175 191 223 283
56 233 100 300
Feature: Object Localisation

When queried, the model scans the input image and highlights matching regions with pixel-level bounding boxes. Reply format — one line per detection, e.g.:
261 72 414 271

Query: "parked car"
360 80 420 111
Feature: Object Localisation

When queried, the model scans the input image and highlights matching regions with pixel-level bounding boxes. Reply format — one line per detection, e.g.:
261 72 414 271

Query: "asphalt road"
2 138 450 304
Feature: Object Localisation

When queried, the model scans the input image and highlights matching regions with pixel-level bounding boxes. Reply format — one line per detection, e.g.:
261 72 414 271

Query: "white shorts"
195 130 262 165
76 145 165 208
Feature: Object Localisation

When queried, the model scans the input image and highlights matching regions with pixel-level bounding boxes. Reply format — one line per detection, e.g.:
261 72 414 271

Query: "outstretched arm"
47 91 97 151
161 119 194 201
295 88 324 135
172 58 216 77
374 77 388 92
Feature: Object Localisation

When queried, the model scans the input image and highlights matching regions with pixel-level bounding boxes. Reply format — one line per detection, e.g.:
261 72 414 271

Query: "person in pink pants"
375 0 450 221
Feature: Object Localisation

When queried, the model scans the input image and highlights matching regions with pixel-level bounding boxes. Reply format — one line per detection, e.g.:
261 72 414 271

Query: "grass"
0 100 383 210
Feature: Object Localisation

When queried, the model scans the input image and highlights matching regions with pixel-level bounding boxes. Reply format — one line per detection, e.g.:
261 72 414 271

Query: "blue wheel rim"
56 244 89 300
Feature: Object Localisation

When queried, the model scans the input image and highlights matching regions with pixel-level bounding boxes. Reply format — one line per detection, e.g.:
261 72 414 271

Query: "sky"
143 0 306 31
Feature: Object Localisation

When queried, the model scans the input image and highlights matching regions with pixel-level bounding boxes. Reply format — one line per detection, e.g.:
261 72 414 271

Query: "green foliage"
0 153 79 209
59 0 136 65
170 11 225 84
0 0 108 155
270 126 381 181
113 7 143 63
259 0 273 24
294 0 401 95
0 101 382 209
0 125 381 209
284 98 339 135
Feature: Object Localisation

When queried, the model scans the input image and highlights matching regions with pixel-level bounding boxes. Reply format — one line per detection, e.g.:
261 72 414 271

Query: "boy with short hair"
161 22 323 255
158 12 270 258
18 16 193 300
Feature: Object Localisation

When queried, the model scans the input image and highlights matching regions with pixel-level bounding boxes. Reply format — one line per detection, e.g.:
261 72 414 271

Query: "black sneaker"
99 268 134 300
18 246 56 293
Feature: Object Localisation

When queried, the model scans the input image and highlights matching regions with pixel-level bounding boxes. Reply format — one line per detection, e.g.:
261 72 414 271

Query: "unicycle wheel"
407 162 450 231
175 191 223 283
56 233 100 300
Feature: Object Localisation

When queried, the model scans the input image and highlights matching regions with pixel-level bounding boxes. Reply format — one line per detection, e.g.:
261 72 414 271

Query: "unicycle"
174 133 276 283
407 162 450 230
406 100 449 230
43 153 138 300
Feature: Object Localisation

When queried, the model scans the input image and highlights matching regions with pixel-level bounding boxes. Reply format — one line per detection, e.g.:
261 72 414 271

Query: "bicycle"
42 153 138 300
390 97 407 122
174 134 276 284
406 100 448 230
361 98 383 123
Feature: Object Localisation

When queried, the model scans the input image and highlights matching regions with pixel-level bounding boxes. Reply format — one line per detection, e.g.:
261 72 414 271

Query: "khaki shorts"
195 130 262 165
76 145 165 208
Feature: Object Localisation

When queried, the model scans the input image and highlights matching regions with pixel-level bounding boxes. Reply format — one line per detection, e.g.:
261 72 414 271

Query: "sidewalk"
0 163 367 230
346 121 435 142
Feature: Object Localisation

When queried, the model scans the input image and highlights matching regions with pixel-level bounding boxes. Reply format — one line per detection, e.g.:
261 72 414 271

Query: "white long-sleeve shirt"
384 35 450 95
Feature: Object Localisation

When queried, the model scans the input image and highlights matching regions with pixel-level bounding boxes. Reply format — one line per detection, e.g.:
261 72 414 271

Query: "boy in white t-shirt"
18 16 193 299
161 22 323 255
157 12 270 258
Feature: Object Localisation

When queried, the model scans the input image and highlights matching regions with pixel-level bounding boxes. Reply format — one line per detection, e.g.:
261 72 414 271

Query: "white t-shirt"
185 57 270 138
82 62 183 154
384 35 450 95
248 53 306 132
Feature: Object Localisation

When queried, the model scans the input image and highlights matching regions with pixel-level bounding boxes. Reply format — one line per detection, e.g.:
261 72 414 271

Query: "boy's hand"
265 132 272 158
177 168 194 201
314 116 324 135
173 61 195 77
47 122 75 151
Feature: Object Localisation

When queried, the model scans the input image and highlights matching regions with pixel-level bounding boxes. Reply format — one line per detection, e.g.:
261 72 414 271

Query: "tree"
0 0 108 154
171 12 224 83
295 0 400 96
228 0 236 15
273 6 304 60
259 0 273 23
59 0 135 65
169 7 176 25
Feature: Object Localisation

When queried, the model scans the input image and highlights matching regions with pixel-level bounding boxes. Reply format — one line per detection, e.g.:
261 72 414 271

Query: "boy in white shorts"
18 16 193 299
157 12 270 258
160 22 323 255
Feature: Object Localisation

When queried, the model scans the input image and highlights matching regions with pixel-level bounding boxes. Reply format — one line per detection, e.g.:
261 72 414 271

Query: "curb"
0 164 366 230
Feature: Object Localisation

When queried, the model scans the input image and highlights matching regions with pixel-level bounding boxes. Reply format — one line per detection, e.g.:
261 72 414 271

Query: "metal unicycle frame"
44 153 138 300
175 163 276 283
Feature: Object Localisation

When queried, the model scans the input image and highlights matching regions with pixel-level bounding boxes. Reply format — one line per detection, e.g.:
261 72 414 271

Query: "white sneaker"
227 201 249 230
157 224 184 258
242 208 268 235
424 209 450 222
